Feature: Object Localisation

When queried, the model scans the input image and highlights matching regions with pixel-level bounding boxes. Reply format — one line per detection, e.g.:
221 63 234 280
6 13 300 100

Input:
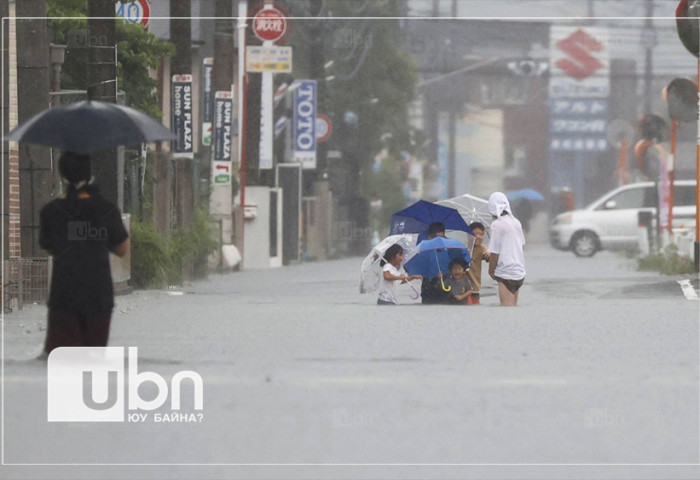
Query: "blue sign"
213 91 232 162
550 98 608 152
293 80 317 169
171 74 193 155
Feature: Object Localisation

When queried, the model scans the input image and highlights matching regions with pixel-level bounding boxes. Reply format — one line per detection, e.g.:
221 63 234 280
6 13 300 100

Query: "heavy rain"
1 1 699 479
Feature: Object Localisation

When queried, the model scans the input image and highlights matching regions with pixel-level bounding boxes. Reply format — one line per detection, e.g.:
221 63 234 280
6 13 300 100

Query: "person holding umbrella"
487 192 526 306
38 152 129 357
419 222 450 304
377 244 422 305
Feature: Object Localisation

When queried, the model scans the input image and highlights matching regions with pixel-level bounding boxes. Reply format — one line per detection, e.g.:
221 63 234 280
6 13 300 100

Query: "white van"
550 180 697 257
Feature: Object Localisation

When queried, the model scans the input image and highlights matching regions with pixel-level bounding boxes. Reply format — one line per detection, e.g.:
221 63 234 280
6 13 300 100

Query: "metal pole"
643 0 654 115
619 135 627 186
695 56 700 271
669 118 677 232
238 1 248 265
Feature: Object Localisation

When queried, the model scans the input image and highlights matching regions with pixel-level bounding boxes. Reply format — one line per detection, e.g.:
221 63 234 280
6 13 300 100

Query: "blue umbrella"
506 188 545 202
390 200 473 242
404 237 470 279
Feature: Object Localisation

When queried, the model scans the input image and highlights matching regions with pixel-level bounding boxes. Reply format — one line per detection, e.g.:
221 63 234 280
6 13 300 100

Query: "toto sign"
252 7 287 43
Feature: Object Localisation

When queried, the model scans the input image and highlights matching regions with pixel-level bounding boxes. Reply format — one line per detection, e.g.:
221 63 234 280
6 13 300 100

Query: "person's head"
449 257 469 279
58 151 91 187
488 192 511 218
469 222 485 246
428 222 446 239
381 244 404 267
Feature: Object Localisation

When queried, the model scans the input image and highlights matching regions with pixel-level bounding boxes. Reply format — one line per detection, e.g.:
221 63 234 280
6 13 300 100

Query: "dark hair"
469 222 485 233
449 257 469 271
59 151 93 200
380 244 403 266
428 222 445 238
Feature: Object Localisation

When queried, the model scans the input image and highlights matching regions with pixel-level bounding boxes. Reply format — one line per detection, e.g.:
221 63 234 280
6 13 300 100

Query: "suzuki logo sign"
549 26 609 98
555 29 604 81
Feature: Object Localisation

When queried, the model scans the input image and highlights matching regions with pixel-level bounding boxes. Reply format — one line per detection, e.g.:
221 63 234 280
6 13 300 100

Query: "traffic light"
676 0 700 57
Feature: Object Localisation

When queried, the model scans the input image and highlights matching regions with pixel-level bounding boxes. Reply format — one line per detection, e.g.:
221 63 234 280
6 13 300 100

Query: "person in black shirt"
38 151 129 356
420 222 451 304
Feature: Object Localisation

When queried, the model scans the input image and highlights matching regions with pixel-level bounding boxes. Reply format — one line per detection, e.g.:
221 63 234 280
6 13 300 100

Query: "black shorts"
495 276 524 294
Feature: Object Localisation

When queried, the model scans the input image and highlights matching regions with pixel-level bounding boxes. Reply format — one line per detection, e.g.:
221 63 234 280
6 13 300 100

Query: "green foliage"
130 209 219 288
287 1 417 231
637 244 695 275
168 208 219 282
46 0 174 118
129 219 171 288
116 22 175 118
360 155 407 235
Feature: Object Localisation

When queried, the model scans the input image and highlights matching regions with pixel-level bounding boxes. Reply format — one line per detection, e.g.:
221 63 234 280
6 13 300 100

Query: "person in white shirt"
487 192 526 306
377 244 422 305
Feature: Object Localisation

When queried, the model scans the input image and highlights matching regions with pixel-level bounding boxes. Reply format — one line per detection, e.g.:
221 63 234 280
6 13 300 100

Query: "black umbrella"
6 100 176 154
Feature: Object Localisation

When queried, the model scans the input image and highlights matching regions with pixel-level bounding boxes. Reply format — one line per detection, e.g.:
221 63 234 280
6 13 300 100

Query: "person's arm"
383 270 408 283
113 239 129 258
454 289 473 301
106 204 129 256
488 253 499 280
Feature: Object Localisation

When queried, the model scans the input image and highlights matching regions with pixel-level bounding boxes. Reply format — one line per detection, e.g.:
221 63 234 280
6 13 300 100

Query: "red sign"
316 114 332 143
555 29 604 81
253 8 287 43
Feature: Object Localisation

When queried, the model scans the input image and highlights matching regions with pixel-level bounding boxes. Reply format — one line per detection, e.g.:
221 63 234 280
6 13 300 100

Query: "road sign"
245 46 292 73
316 114 332 143
212 161 231 185
115 0 150 27
252 7 287 43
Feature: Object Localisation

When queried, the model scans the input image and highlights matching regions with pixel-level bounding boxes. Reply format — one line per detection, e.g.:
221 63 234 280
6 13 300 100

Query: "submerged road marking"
677 279 699 301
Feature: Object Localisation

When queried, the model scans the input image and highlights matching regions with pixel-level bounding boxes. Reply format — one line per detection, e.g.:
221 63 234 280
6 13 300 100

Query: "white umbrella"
437 193 493 230
360 234 419 294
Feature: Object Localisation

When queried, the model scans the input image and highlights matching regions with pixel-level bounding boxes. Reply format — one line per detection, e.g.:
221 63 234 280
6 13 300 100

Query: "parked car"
550 180 697 257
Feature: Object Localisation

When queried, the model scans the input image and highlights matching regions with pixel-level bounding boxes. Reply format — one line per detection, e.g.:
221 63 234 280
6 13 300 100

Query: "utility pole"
87 0 118 206
210 0 235 246
308 0 325 188
643 0 655 115
170 1 194 229
16 0 51 258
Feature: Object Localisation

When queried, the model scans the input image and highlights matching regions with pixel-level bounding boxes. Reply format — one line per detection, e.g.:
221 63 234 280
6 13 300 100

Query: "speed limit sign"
116 0 151 27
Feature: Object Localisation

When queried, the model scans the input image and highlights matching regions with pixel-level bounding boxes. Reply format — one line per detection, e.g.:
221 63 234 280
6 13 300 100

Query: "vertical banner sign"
259 72 274 169
201 58 214 146
214 91 233 162
171 74 193 156
549 26 610 152
293 80 317 169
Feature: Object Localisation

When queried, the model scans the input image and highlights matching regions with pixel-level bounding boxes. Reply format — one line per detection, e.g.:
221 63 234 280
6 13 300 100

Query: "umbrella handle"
440 277 452 292
407 282 420 300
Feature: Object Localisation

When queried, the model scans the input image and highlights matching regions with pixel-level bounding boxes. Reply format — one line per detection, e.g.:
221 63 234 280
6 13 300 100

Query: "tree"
47 0 174 118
